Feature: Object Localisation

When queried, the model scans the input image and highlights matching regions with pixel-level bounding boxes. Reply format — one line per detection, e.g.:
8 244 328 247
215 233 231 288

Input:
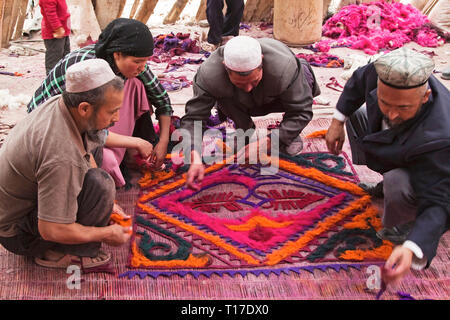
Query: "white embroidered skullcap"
223 36 262 72
374 47 435 89
65 59 116 93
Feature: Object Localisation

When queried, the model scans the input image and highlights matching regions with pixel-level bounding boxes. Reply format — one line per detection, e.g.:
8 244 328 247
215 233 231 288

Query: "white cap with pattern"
65 59 116 93
223 36 262 72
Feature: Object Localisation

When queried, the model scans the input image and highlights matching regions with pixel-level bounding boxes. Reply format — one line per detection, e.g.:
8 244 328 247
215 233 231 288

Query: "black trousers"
0 148 115 258
206 0 245 45
345 106 418 228
44 36 70 75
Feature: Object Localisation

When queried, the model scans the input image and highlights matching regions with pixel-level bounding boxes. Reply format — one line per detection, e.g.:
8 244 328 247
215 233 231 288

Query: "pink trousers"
101 78 151 186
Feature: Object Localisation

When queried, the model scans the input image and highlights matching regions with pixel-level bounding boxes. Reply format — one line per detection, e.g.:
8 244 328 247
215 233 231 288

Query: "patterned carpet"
0 119 448 299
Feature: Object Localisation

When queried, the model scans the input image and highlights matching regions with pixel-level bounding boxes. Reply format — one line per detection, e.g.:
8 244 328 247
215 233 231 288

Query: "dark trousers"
44 36 71 75
132 112 159 146
346 106 418 228
206 0 244 45
0 148 115 258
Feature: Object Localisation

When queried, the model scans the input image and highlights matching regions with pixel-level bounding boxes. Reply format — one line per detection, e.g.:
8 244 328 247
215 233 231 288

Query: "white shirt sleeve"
403 240 428 270
333 109 348 123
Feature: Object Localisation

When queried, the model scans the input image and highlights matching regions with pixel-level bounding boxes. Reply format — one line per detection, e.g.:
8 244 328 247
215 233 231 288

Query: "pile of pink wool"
313 1 445 55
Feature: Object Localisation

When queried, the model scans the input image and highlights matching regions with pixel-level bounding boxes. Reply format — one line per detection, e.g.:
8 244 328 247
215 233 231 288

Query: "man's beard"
87 115 115 132
382 103 424 130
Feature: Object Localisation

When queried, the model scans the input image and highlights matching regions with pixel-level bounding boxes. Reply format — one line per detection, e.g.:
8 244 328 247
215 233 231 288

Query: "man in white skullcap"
325 47 450 285
181 36 320 189
0 59 133 269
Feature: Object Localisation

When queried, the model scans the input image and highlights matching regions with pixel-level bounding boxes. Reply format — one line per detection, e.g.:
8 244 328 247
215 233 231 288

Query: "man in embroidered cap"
0 59 132 269
180 36 320 189
325 47 450 285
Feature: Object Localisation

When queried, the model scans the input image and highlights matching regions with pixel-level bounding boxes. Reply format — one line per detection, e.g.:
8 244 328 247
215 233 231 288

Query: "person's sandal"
34 249 111 269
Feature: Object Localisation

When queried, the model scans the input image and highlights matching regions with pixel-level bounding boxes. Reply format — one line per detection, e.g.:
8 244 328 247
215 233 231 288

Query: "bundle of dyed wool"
296 52 344 68
151 33 207 62
313 1 447 55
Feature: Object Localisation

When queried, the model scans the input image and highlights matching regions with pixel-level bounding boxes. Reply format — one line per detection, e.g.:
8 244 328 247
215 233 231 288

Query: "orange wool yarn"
339 241 393 261
264 195 372 266
343 205 383 230
305 130 328 139
278 159 366 196
138 162 226 203
110 212 132 228
130 242 211 268
138 170 176 189
137 202 261 265
225 216 293 232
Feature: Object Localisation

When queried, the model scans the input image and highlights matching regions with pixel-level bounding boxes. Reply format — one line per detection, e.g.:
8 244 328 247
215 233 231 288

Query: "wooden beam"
243 0 259 22
252 0 273 22
129 0 140 19
6 0 18 44
195 0 207 21
117 0 127 18
0 0 4 47
134 0 159 24
1 0 14 48
163 0 189 24
12 0 28 40
95 0 121 29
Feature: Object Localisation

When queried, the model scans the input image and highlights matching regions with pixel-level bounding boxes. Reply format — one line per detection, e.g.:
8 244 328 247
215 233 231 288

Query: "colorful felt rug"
119 150 393 280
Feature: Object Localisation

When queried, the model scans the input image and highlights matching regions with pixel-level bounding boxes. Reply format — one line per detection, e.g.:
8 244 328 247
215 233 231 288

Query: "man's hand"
186 150 204 190
382 245 413 285
53 26 65 39
135 138 154 160
235 136 271 164
112 202 130 220
325 118 346 155
103 224 132 246
150 140 168 169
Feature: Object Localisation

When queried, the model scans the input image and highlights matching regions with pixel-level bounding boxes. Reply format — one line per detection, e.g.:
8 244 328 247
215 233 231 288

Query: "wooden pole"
195 0 207 21
6 0 18 44
243 0 259 22
129 0 140 19
13 0 30 40
95 0 121 29
117 0 127 18
252 0 273 22
134 0 159 24
163 0 189 24
0 0 4 48
1 0 14 48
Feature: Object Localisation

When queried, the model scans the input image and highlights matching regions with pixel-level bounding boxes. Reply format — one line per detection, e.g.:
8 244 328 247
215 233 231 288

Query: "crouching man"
0 59 131 269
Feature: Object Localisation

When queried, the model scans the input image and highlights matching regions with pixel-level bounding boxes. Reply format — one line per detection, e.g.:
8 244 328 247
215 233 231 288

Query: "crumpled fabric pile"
312 1 447 55
296 52 344 68
150 32 208 63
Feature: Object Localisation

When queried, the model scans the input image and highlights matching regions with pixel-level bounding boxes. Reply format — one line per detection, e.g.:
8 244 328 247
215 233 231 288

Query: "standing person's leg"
222 0 244 37
63 36 71 58
206 0 225 45
43 38 68 75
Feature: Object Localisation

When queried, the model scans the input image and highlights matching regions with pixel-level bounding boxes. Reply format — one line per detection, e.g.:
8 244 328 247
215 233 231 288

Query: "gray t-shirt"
0 95 106 237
